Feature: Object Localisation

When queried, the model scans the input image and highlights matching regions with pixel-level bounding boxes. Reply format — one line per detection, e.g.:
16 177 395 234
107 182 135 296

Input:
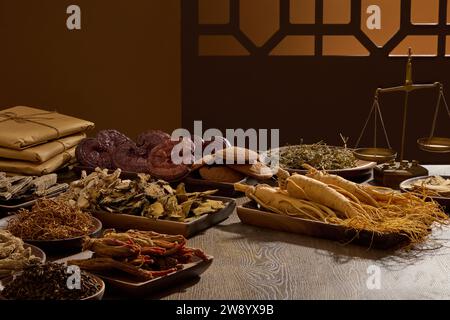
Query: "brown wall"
0 0 449 164
0 0 181 140
182 0 450 164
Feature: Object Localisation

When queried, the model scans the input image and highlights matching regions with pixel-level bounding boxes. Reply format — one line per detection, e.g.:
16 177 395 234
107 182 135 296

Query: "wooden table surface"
136 165 449 300
64 165 449 300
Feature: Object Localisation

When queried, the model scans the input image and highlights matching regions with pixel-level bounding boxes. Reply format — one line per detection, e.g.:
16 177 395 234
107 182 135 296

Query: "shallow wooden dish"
57 250 213 296
0 216 102 254
26 243 46 262
0 272 105 300
400 175 450 212
93 196 236 238
237 201 409 250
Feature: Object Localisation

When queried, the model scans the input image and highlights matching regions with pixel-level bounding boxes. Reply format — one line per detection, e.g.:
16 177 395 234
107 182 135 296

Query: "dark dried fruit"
2 262 101 300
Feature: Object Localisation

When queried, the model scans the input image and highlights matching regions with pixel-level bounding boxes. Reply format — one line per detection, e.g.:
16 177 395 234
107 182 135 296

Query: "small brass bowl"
353 148 397 163
417 137 450 153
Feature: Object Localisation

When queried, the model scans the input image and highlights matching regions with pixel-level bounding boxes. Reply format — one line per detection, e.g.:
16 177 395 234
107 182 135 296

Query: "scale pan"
417 137 450 153
353 148 397 163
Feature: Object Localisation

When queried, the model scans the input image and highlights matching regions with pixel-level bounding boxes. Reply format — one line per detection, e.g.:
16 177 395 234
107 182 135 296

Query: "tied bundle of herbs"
2 263 101 300
279 142 356 171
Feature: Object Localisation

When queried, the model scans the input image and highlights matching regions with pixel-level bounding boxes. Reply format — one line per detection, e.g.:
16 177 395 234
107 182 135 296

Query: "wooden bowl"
81 273 105 300
0 216 102 254
0 271 105 300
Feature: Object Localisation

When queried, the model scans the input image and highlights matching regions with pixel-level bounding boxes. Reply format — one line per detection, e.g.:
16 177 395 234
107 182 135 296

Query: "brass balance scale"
354 49 450 188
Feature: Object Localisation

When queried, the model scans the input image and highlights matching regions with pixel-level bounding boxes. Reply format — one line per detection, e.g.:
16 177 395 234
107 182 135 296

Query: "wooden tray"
237 201 409 249
0 216 102 254
92 196 236 238
56 250 213 296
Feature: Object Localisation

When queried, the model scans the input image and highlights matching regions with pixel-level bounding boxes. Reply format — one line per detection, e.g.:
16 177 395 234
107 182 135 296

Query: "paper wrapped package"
0 132 86 163
0 147 76 175
0 106 94 150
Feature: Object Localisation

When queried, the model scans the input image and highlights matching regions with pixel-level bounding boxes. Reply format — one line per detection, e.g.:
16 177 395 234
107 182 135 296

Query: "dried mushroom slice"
112 142 151 173
136 129 171 151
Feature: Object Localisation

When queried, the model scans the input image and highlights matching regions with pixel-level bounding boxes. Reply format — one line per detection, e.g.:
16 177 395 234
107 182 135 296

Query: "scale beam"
354 49 450 188
376 83 440 94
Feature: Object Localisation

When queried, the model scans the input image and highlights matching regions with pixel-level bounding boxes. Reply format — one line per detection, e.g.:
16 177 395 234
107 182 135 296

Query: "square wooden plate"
92 196 236 238
237 201 409 250
56 251 213 296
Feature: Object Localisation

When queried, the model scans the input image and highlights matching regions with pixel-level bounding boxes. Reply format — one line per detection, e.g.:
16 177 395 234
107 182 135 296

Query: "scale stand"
354 49 450 189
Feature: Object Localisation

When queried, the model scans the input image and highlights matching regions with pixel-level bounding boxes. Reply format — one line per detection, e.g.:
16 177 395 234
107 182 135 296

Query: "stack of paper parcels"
0 106 94 175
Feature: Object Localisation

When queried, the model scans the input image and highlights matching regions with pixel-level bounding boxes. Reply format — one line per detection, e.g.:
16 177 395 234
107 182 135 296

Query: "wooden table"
141 165 449 300
71 165 449 300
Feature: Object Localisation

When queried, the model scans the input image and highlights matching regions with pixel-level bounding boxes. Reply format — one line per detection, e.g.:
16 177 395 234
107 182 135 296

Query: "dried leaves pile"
63 168 225 222
279 143 357 171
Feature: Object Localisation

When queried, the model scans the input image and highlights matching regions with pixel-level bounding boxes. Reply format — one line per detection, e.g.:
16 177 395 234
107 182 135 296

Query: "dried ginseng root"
0 230 41 278
68 229 209 280
238 166 449 245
